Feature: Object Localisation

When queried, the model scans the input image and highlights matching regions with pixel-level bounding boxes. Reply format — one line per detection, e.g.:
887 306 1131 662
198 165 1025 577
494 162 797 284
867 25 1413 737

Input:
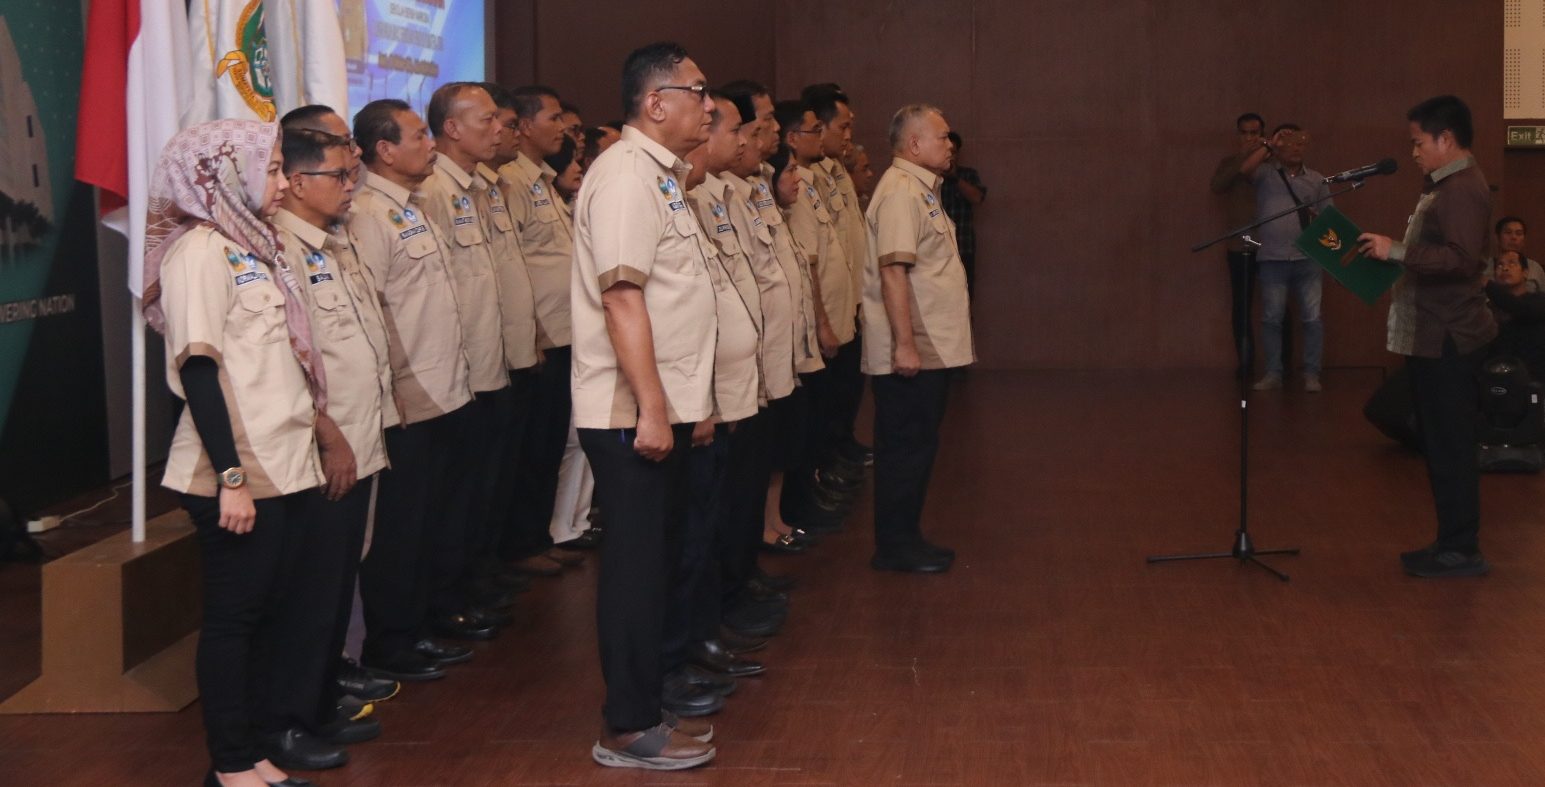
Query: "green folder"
1293 206 1401 305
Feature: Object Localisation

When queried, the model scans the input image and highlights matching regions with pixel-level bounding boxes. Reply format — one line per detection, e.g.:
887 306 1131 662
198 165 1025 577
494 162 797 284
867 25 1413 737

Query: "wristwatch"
219 467 246 490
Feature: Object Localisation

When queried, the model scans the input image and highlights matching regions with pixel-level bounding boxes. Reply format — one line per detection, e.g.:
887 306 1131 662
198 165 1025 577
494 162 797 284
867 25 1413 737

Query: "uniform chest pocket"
753 220 774 246
313 286 360 341
712 226 742 257
671 209 700 238
813 203 834 225
453 221 485 247
405 231 437 259
929 209 952 235
534 201 562 224
235 285 288 345
491 209 515 233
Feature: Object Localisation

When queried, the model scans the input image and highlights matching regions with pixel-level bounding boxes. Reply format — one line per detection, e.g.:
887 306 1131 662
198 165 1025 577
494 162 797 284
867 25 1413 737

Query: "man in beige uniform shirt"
421 82 530 635
573 42 718 770
863 104 975 574
350 99 479 680
268 126 393 758
500 85 595 566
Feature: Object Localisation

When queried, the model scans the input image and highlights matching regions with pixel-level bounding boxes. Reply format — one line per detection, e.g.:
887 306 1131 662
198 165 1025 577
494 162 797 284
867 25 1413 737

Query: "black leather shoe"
719 628 769 654
336 657 400 702
320 715 381 746
267 779 315 787
689 639 767 677
263 728 349 771
759 533 808 555
722 598 786 638
675 664 736 696
743 579 789 604
360 650 447 682
556 527 601 550
752 568 796 591
464 605 514 627
871 546 952 574
662 669 725 717
414 638 474 665
432 612 498 641
917 540 956 560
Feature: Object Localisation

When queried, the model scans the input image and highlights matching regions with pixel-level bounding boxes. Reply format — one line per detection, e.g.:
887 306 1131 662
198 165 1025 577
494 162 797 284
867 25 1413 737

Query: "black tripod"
1146 179 1368 581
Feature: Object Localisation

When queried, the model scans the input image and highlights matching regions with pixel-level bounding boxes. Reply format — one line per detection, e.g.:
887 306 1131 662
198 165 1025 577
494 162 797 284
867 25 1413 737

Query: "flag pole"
132 298 146 543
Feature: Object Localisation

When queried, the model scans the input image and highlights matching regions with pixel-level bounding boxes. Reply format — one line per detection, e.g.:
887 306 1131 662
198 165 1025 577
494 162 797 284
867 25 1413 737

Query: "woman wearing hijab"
143 119 327 787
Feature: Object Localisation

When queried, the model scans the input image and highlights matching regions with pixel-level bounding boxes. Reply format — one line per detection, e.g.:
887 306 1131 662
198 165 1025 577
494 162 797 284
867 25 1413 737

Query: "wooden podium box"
0 511 201 714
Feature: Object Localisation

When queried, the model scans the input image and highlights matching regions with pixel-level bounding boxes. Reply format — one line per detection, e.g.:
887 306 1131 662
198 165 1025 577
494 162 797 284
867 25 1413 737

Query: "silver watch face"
223 469 245 487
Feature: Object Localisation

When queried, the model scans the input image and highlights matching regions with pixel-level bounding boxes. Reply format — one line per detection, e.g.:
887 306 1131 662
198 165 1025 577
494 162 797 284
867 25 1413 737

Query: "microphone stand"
1149 177 1369 581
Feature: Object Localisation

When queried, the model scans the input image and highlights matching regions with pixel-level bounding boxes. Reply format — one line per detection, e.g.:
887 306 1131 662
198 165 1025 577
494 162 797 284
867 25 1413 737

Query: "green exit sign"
1508 126 1545 147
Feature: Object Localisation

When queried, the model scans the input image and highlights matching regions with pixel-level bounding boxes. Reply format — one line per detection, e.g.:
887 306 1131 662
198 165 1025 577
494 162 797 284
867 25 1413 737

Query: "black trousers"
872 369 953 550
184 489 316 774
778 374 820 524
264 477 371 734
827 335 865 455
504 345 573 560
360 406 466 659
579 422 693 732
430 395 496 617
1408 336 1484 553
726 408 777 594
475 370 535 575
1227 249 1257 374
665 423 731 672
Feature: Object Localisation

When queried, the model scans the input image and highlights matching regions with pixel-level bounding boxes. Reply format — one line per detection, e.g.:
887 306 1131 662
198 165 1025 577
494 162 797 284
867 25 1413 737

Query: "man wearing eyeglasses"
418 81 522 645
572 42 719 770
265 126 392 764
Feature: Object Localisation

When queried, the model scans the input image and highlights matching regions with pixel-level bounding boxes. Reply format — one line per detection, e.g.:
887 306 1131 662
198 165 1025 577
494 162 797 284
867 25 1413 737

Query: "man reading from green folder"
1356 95 1497 579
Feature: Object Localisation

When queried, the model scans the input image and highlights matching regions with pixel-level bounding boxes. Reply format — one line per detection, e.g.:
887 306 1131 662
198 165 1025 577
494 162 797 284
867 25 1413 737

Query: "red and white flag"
75 0 191 296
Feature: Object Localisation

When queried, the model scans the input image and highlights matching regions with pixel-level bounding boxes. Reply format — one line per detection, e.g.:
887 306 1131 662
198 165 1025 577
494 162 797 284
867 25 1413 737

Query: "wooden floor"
7 370 1545 786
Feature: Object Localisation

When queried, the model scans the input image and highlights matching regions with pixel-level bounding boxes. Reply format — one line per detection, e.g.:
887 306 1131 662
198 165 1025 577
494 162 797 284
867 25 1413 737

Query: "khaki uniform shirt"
689 175 762 420
748 173 823 374
787 164 856 344
862 158 976 374
475 162 541 370
817 156 870 312
159 225 322 498
273 209 392 477
350 171 473 425
570 125 718 428
722 171 798 400
421 157 509 393
499 152 575 349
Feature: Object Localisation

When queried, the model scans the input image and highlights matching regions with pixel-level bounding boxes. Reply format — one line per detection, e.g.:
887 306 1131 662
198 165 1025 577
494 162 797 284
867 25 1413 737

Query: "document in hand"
1294 206 1402 305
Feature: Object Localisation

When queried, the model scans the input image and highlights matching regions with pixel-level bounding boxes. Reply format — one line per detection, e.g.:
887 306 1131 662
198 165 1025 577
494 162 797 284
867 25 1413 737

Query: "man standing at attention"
1358 95 1496 578
862 105 975 573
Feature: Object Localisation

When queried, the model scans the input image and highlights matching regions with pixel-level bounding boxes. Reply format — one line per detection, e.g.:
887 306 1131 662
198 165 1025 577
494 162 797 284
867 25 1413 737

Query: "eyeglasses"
296 169 351 185
790 125 824 136
656 84 708 97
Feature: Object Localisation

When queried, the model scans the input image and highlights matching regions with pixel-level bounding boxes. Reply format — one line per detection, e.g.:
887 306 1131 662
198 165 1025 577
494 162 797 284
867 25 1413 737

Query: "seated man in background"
1488 216 1545 292
1486 250 1545 373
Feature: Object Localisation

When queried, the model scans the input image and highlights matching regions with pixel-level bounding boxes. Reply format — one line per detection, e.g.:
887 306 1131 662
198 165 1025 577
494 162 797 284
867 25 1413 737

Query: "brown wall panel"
496 1 1501 370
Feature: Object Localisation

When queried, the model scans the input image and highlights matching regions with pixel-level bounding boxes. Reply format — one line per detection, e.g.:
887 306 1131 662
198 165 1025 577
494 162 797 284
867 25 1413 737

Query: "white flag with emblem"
184 0 277 124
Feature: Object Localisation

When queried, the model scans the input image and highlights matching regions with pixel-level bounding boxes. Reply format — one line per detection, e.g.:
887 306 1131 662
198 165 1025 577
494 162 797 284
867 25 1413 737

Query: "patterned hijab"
141 119 328 412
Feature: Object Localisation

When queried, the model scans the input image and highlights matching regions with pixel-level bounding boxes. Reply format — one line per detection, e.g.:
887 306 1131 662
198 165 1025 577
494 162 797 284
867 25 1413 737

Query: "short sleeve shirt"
690 176 763 420
273 209 392 477
748 173 823 374
158 225 322 498
349 171 473 425
819 156 870 304
722 171 798 400
475 162 540 370
570 125 718 428
421 157 509 393
499 153 576 349
786 164 856 343
862 158 976 374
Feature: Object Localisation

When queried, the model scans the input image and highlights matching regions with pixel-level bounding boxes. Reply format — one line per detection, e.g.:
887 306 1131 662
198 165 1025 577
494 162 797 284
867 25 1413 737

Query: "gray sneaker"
1304 375 1322 393
1252 374 1282 391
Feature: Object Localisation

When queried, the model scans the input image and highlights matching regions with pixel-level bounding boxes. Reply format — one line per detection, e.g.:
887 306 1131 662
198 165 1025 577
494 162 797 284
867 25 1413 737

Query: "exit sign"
1508 126 1545 147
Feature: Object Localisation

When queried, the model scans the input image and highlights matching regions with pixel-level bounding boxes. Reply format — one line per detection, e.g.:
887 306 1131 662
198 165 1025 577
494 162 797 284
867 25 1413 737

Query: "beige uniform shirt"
499 152 575 349
722 171 798 400
748 173 823 375
158 225 322 498
570 125 718 428
787 164 856 344
862 158 976 375
273 209 392 477
421 157 509 393
350 171 473 425
817 156 870 312
475 162 541 370
689 176 762 420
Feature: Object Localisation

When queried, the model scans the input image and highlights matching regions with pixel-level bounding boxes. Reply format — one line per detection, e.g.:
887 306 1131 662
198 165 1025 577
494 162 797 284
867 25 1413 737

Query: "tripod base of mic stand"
1147 529 1301 582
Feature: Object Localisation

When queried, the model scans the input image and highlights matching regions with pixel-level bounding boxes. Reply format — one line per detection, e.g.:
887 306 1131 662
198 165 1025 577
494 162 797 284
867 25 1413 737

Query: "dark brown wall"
495 1 1502 370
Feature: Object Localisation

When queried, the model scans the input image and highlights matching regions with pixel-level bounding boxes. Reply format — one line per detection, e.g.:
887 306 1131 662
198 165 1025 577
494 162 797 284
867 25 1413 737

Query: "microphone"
1324 158 1397 184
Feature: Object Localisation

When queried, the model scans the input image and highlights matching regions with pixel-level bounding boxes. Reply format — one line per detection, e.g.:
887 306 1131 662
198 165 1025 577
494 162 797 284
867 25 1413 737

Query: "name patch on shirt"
533 198 552 209
454 215 478 226
928 208 942 219
234 271 268 287
399 224 428 240
668 200 686 213
490 204 507 213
